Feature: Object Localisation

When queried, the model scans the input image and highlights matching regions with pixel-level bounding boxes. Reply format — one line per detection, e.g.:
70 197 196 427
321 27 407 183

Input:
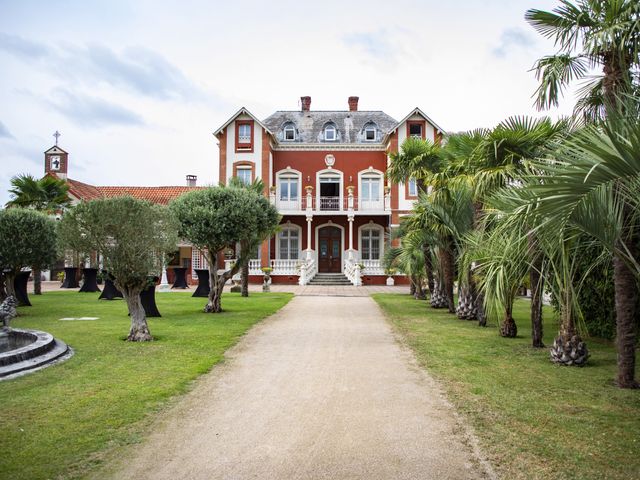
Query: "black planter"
98 271 123 300
61 267 79 288
79 268 101 293
192 269 210 297
140 277 161 317
171 267 189 289
15 271 31 306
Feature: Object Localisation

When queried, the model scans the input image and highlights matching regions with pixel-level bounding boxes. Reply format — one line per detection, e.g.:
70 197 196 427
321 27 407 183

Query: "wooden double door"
318 226 342 273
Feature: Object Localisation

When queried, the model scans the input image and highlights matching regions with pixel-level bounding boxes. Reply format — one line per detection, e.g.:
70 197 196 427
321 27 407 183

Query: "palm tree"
383 225 428 300
6 174 71 294
515 102 640 387
526 0 640 120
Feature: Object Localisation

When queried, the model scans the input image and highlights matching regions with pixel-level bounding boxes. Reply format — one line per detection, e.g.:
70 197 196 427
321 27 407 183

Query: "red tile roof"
66 178 201 205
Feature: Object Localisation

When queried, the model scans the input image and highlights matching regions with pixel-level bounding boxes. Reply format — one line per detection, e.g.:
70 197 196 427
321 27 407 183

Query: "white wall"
225 113 263 183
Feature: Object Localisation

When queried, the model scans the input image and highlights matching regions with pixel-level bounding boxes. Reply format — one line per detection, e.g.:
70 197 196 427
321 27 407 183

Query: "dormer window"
408 121 424 139
364 123 377 141
324 124 337 141
283 123 296 141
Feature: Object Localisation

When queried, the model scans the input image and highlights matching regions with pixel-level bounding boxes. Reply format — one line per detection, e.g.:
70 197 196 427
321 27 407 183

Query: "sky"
0 0 578 206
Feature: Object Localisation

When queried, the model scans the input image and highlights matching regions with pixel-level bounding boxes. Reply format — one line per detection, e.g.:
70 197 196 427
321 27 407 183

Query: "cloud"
0 32 50 59
0 121 13 139
343 30 396 62
0 32 206 101
492 28 535 58
48 89 145 128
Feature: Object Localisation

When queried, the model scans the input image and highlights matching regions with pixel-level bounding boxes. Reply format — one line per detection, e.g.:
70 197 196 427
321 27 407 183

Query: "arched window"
324 123 337 141
359 169 384 211
363 122 377 141
278 226 300 260
283 122 296 141
361 227 382 260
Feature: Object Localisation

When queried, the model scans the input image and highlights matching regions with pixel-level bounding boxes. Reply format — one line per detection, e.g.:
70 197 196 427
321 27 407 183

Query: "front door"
318 226 341 273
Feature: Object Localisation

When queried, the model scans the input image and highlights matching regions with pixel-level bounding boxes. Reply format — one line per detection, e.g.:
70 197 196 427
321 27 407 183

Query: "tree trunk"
409 281 416 297
0 273 6 303
5 272 16 299
613 252 639 388
33 268 42 295
442 245 455 313
529 233 545 348
423 245 435 296
241 262 249 297
205 250 239 313
500 304 518 338
456 281 477 320
550 302 588 366
123 287 152 342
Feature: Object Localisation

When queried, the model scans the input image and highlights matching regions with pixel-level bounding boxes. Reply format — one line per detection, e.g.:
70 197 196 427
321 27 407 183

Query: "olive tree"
170 187 280 313
0 208 57 301
58 197 178 341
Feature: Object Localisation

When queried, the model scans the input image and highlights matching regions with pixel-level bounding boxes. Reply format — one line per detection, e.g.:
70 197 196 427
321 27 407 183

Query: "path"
107 296 491 479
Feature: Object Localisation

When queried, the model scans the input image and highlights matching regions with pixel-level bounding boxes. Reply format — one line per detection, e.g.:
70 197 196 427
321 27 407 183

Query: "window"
364 123 377 141
278 174 299 209
360 173 383 210
236 166 252 185
283 123 296 141
409 122 423 138
278 228 299 260
361 228 381 260
408 177 418 197
235 120 254 152
324 124 337 141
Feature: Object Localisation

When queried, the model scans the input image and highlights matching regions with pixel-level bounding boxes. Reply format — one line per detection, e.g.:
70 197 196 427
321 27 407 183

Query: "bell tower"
44 131 68 179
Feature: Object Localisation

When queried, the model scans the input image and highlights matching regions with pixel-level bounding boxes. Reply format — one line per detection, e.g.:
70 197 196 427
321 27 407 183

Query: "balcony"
272 193 390 214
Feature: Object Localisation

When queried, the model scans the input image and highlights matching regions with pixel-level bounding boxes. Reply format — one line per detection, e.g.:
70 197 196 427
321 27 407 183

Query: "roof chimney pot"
301 96 311 112
348 96 359 111
186 175 197 187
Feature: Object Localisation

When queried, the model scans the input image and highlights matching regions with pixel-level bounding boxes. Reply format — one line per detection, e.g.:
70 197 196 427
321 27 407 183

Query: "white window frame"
364 125 377 141
276 169 302 210
316 169 343 211
358 224 384 260
277 224 302 260
324 124 337 141
408 177 418 197
283 123 296 141
236 166 252 185
238 124 252 144
357 169 384 211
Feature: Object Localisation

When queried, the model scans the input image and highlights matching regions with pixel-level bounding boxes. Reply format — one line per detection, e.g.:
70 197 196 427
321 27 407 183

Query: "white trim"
315 223 345 273
324 123 337 141
358 223 385 260
273 144 386 151
357 168 384 211
316 168 344 212
212 107 273 136
276 223 302 260
283 122 296 141
391 107 445 135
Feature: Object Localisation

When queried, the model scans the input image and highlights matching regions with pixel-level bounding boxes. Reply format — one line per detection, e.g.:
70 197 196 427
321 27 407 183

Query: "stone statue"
0 295 17 330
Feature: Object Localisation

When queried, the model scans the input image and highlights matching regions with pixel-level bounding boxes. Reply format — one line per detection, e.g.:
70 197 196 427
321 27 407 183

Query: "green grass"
373 294 640 480
0 290 292 480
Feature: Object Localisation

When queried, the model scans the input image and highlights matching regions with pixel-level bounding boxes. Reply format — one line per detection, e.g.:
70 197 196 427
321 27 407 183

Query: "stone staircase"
307 273 353 286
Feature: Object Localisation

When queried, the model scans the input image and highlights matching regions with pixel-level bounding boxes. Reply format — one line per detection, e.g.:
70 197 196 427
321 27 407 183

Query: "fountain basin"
0 328 72 379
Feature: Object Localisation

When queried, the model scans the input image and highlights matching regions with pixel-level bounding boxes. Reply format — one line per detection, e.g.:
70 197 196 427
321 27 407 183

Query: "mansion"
46 96 444 285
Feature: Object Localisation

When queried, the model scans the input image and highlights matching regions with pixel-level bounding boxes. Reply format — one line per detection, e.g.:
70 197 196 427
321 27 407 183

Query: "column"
348 215 355 260
305 215 313 260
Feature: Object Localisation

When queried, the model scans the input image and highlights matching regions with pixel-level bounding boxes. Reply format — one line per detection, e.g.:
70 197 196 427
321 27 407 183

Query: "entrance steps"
308 273 353 286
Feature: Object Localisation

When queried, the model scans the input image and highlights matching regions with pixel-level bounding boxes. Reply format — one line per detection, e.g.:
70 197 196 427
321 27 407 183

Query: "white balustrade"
270 259 299 275
273 195 390 213
361 259 385 275
344 258 362 286
275 198 302 211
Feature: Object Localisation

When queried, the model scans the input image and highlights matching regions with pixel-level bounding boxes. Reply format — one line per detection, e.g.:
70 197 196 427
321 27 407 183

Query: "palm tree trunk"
423 245 434 296
33 268 42 295
613 251 639 388
529 233 544 348
500 303 518 338
442 245 455 313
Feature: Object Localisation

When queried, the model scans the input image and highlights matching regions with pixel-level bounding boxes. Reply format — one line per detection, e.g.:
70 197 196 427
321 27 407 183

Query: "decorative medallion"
324 154 335 168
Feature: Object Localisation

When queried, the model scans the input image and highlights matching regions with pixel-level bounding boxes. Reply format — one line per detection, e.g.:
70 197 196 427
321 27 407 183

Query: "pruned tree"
58 197 178 341
0 208 57 302
170 187 280 313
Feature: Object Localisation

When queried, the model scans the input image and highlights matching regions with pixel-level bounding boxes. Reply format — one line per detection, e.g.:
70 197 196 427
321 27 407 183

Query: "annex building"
45 96 444 285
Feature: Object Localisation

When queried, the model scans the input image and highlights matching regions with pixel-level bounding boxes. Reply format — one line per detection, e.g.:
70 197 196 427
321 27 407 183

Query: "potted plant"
385 267 396 286
261 267 273 292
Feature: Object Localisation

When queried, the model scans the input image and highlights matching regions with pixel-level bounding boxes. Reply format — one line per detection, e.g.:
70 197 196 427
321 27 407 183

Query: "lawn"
0 290 292 480
373 294 640 480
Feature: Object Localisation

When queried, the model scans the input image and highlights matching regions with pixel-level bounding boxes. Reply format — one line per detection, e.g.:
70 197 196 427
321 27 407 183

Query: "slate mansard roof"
262 110 398 144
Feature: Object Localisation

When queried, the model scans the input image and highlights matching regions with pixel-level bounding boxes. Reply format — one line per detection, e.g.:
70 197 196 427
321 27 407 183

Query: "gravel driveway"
107 296 493 480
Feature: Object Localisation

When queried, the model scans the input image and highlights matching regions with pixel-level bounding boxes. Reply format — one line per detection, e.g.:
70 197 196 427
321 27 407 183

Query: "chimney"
186 175 197 187
348 96 359 111
301 96 311 112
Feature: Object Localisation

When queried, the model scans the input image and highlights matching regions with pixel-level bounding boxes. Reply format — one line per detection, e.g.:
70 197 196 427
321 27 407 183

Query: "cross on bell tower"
44 132 69 179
